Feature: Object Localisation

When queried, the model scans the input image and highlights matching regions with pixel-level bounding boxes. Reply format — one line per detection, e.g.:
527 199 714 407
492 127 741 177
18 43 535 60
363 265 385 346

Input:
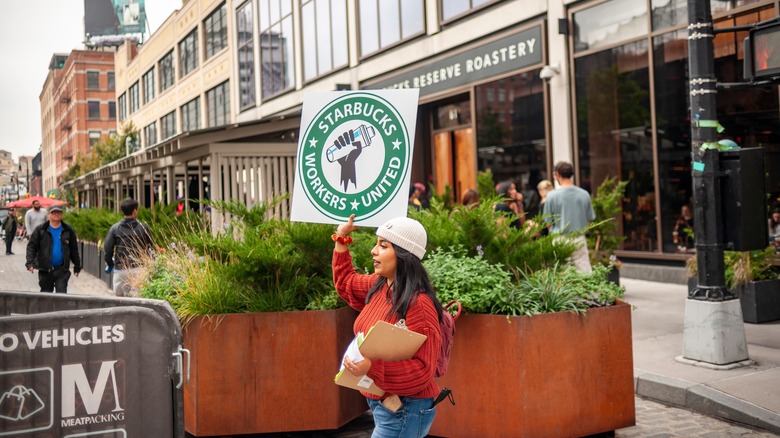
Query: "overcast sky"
0 0 182 162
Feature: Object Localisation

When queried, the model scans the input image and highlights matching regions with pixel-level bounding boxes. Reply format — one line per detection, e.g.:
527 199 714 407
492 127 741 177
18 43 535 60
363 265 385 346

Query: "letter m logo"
61 361 124 417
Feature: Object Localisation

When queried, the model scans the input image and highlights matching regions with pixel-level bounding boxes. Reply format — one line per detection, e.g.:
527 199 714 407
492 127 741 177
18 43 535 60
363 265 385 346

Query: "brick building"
41 50 118 193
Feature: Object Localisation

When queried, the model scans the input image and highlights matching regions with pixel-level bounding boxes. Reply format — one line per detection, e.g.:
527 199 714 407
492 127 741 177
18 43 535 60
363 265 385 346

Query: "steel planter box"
736 279 780 324
430 301 635 438
183 307 366 436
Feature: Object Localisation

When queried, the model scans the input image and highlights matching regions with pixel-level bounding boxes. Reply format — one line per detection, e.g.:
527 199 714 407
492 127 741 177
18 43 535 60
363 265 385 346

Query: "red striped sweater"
333 249 441 400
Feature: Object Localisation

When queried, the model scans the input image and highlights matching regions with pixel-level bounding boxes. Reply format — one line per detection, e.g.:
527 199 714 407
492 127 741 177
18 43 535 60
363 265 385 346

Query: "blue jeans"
368 397 435 438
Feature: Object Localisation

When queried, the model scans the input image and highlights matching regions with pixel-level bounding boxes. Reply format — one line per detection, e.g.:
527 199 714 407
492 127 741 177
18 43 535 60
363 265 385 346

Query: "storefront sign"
366 26 543 96
291 90 419 227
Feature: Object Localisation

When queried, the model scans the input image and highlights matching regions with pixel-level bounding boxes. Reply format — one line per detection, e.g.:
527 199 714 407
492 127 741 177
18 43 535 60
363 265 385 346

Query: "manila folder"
359 321 427 361
334 369 385 396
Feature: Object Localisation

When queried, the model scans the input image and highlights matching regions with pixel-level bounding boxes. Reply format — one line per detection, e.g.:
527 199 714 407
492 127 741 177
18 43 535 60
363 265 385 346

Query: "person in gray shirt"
543 161 596 272
24 200 49 238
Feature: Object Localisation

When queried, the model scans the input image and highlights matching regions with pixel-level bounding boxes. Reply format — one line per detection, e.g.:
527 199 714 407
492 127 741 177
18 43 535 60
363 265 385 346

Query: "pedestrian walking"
24 199 49 238
103 198 154 297
333 214 443 438
2 209 18 254
25 205 81 293
543 161 596 272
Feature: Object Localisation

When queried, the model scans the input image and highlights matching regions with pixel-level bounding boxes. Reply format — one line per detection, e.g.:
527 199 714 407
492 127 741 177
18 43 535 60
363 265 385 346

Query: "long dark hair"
366 245 444 323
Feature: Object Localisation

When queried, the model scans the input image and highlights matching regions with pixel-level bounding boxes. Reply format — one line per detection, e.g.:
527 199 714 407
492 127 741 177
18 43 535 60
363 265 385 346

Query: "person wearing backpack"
333 214 443 438
103 198 154 297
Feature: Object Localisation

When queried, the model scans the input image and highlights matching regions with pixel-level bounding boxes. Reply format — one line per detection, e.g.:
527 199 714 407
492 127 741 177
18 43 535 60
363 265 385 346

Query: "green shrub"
423 246 513 314
139 254 182 302
495 264 625 316
120 190 624 319
412 197 577 275
725 246 780 288
64 208 122 243
587 176 628 267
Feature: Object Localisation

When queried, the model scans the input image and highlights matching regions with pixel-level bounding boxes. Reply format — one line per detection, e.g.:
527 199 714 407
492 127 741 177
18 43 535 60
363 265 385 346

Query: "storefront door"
431 98 476 202
433 128 476 202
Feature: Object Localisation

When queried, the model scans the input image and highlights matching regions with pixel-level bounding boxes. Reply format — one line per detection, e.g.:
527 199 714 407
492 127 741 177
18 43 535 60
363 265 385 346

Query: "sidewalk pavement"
0 239 112 297
624 276 780 435
1 238 778 435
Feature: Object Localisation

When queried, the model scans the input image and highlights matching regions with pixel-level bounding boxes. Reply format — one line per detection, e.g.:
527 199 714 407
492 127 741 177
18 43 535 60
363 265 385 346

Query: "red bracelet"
331 233 353 245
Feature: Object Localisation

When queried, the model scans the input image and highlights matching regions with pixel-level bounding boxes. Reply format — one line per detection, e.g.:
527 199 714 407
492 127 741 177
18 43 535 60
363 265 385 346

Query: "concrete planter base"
429 301 635 438
688 278 780 324
182 307 366 436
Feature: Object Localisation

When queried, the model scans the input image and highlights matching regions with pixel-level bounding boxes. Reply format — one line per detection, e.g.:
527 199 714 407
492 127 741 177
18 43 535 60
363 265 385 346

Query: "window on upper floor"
144 121 158 148
302 0 348 81
181 97 201 132
440 0 499 22
161 111 177 140
206 81 230 127
237 1 256 109
108 72 115 90
143 68 155 103
118 93 127 121
205 3 228 60
259 0 295 98
129 81 140 113
358 0 424 58
108 101 116 119
87 71 100 89
88 101 100 119
160 50 175 92
89 131 101 149
179 28 199 78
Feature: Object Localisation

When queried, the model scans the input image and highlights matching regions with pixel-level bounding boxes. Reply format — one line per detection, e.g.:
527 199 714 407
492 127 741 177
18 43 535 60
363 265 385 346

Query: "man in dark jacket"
25 205 81 293
104 198 153 297
2 208 18 255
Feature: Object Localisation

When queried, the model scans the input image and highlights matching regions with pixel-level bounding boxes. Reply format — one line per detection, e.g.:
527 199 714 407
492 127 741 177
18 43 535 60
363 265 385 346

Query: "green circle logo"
298 92 411 221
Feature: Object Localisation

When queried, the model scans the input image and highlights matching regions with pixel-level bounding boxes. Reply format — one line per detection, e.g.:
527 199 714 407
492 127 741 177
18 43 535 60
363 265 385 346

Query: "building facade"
40 54 68 195
63 0 780 260
41 50 117 194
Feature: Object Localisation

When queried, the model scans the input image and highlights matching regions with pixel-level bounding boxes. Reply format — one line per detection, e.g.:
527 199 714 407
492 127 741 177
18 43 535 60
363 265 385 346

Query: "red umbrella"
7 196 69 209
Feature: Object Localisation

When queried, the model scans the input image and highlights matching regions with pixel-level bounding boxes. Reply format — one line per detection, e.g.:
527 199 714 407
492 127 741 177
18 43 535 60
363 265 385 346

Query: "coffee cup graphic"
326 124 376 163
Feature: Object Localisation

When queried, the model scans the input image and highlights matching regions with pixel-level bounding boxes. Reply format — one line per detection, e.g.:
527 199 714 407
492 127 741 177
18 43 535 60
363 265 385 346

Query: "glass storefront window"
259 0 295 98
711 0 762 15
651 0 686 31
237 1 256 109
302 0 349 81
573 0 647 53
713 7 780 217
441 0 497 22
475 71 548 217
358 0 424 57
575 40 654 251
652 29 692 253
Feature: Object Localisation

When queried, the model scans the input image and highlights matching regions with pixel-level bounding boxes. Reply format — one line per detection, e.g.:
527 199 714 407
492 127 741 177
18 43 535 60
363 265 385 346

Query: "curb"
635 373 780 435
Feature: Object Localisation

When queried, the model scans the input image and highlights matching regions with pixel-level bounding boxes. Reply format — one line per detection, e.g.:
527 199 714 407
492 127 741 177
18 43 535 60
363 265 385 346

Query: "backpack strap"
444 300 462 322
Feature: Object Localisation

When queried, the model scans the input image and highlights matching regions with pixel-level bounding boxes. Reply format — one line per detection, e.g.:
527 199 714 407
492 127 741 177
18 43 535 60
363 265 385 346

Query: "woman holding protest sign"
332 214 443 438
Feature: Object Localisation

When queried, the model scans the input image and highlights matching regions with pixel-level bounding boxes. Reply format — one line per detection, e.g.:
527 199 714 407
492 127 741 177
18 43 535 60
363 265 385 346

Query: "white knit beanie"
376 217 427 260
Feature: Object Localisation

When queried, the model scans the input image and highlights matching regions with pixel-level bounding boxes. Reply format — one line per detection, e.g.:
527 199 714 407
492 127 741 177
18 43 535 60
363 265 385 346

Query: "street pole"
682 0 748 366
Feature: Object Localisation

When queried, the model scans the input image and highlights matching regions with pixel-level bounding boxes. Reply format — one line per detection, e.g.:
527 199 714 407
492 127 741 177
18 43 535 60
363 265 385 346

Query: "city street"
2 240 777 437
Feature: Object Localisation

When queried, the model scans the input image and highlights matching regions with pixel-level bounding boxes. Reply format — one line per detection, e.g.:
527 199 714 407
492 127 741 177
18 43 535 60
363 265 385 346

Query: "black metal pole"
687 0 733 301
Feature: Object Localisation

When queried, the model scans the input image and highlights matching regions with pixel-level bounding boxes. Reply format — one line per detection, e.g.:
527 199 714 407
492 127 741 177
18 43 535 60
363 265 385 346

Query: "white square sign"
290 89 420 227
